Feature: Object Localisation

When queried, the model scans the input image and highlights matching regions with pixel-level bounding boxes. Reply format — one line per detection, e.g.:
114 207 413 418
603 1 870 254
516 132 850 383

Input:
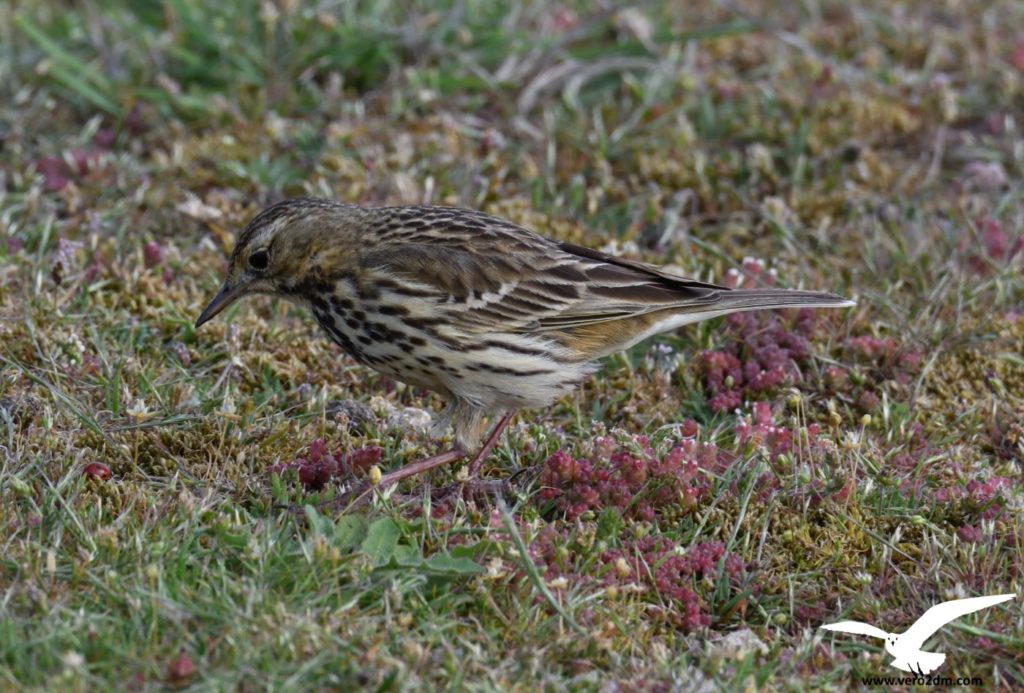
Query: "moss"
3 0 1022 687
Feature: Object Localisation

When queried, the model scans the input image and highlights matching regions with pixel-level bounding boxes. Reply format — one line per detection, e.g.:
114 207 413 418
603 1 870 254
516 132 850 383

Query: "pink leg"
467 411 516 477
373 411 516 489
375 448 465 488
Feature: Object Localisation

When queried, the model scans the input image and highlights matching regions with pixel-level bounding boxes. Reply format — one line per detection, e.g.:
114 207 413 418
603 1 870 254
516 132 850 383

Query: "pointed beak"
195 280 248 328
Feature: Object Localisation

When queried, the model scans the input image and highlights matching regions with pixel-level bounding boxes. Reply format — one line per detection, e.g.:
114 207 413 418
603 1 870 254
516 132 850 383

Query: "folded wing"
359 240 724 335
360 208 851 342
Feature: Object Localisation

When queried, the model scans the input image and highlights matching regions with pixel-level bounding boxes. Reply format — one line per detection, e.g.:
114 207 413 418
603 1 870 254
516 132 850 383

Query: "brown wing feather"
358 219 726 335
556 241 727 291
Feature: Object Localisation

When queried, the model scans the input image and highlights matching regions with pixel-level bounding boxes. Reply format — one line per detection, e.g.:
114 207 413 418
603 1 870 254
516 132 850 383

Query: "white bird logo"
820 593 1015 675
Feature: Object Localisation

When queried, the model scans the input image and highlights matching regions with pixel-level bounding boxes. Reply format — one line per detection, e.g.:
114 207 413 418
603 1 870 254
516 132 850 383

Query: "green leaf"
424 553 484 575
270 473 286 503
334 515 368 550
392 544 422 566
361 518 400 566
303 505 333 537
375 546 484 576
450 542 491 559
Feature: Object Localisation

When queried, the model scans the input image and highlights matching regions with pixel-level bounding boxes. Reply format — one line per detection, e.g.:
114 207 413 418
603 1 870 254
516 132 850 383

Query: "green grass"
2 0 1023 689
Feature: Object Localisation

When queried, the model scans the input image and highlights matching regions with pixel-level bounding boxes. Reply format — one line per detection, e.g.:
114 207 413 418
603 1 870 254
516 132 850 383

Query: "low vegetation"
1 1 1021 688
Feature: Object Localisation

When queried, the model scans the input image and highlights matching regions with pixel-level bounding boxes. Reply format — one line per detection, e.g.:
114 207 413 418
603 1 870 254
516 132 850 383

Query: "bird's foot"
320 448 466 511
430 476 511 504
374 448 466 488
322 411 519 511
443 411 517 502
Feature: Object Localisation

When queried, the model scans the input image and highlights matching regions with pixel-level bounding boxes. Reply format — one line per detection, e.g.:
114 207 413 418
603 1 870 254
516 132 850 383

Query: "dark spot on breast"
366 321 404 342
293 277 335 300
319 319 363 362
476 340 546 356
404 316 445 330
484 365 554 376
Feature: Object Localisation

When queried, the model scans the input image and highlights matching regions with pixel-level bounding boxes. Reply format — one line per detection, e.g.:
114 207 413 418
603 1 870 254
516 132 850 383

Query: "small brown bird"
196 198 854 486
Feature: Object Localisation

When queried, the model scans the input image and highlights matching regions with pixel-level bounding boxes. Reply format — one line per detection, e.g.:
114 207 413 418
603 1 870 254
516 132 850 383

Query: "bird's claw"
434 477 511 503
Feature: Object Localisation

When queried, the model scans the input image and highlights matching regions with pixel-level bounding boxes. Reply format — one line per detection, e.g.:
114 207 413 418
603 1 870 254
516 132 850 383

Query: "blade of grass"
496 496 585 635
14 15 120 114
0 353 109 442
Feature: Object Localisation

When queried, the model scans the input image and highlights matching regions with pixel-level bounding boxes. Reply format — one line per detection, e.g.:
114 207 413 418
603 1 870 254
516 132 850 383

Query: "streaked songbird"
196 198 855 486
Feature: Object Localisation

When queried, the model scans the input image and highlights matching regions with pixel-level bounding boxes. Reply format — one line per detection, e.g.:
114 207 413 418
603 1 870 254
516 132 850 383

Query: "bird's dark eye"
249 248 270 271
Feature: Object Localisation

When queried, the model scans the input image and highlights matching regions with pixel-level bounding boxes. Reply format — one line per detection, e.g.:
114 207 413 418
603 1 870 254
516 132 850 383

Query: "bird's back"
329 204 852 405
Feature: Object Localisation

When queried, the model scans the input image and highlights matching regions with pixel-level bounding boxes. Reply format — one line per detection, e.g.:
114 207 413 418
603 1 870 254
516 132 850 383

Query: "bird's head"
195 198 363 328
884 634 901 655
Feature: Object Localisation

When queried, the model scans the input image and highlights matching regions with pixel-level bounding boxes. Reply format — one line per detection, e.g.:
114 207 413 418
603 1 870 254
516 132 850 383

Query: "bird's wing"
901 594 1015 650
820 621 889 639
359 214 724 335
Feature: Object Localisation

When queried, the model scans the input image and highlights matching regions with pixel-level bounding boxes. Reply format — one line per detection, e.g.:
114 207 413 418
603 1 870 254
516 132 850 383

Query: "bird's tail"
580 287 856 359
712 288 856 312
